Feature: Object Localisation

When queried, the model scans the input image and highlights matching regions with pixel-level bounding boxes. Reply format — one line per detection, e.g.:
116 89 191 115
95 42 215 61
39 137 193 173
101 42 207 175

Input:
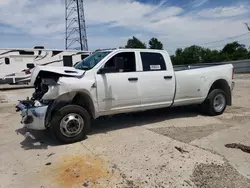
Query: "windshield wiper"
82 67 91 70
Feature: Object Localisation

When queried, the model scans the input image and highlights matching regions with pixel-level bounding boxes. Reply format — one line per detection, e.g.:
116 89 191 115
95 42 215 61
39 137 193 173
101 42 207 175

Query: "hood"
30 66 85 85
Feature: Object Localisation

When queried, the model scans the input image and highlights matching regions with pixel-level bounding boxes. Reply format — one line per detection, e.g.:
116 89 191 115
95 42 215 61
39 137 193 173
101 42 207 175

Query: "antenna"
65 0 88 51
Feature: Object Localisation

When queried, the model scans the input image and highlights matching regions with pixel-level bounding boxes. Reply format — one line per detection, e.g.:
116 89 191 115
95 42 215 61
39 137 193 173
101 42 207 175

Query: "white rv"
0 47 91 84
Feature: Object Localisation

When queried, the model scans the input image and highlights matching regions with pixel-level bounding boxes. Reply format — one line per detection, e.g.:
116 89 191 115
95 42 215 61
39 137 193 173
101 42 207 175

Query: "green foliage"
149 38 163 49
125 36 146 49
124 37 249 65
221 42 249 60
171 41 250 65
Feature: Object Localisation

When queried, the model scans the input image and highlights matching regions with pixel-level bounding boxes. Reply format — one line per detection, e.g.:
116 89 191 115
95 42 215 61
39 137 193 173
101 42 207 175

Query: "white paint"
96 72 141 114
30 48 233 120
30 65 85 85
136 50 175 108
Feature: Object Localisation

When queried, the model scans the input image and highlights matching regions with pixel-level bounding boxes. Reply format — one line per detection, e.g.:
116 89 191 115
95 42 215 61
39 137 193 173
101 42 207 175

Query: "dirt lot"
0 75 250 188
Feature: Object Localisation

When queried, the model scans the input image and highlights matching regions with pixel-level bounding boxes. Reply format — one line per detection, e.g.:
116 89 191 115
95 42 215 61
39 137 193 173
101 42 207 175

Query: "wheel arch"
45 90 96 126
207 79 232 106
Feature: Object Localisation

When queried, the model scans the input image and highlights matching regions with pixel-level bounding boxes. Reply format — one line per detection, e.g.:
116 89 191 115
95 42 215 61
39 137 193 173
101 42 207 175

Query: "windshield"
74 51 111 70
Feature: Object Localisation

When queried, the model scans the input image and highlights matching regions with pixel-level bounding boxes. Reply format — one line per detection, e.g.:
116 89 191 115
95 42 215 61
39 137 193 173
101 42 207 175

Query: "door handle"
128 77 138 81
164 76 173 79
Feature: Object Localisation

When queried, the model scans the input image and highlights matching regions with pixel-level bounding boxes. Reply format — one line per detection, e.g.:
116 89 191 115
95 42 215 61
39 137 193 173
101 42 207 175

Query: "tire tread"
201 89 227 116
50 105 91 144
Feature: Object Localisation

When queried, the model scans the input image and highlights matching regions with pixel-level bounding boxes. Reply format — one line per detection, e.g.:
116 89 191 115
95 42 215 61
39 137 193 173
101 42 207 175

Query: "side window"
19 50 34 55
63 55 73 67
140 52 166 71
104 52 136 72
5 58 10 65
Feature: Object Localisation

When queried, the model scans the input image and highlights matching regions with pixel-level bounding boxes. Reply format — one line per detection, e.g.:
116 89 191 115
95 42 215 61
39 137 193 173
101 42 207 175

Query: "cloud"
0 0 9 5
198 5 249 18
191 0 209 8
0 0 64 35
0 0 249 53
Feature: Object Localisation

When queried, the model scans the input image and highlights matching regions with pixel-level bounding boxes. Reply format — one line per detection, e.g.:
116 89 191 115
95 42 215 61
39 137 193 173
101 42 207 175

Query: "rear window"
140 52 166 71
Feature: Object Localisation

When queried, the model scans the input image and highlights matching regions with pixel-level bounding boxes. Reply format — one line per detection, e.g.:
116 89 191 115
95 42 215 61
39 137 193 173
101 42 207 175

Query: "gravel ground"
191 162 250 188
150 123 233 143
0 76 250 188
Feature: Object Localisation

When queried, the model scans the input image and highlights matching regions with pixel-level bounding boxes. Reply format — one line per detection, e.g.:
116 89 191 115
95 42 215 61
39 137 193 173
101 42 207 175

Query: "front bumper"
16 102 48 130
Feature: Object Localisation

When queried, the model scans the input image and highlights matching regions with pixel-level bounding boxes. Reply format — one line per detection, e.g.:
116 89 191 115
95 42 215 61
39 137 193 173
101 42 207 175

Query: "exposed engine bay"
17 66 85 107
15 72 60 111
32 72 59 101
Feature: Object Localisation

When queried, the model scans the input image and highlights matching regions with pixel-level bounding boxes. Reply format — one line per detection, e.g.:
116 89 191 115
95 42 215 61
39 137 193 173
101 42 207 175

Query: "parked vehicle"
16 48 235 143
0 47 91 84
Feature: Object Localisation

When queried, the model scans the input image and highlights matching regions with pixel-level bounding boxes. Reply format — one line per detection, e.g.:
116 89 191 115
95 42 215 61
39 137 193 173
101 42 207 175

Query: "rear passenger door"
138 52 175 108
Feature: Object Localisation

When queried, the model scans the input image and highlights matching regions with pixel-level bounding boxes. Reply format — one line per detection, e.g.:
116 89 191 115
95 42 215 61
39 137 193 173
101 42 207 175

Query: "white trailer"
0 46 91 84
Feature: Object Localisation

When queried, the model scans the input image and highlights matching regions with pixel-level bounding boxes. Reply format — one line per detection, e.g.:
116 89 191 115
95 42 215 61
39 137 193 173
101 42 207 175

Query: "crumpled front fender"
17 101 48 130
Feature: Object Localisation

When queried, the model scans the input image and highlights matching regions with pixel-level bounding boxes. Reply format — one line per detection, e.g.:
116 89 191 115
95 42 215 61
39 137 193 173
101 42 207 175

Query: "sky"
0 0 249 54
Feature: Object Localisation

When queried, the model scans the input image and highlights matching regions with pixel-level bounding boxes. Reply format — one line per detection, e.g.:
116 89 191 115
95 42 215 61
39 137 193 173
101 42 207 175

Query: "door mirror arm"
97 67 117 74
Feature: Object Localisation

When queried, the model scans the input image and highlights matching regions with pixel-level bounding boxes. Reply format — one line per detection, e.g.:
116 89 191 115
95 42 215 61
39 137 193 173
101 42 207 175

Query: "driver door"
95 52 141 115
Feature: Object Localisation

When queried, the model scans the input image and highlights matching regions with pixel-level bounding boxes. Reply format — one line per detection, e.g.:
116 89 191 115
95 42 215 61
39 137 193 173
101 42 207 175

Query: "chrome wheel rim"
213 94 226 113
60 113 84 137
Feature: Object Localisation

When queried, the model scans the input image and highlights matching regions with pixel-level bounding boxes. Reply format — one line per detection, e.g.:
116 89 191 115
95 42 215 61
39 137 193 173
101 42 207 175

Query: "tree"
170 41 250 65
222 42 242 54
171 48 184 65
174 45 204 65
125 36 146 49
221 42 249 61
149 37 163 49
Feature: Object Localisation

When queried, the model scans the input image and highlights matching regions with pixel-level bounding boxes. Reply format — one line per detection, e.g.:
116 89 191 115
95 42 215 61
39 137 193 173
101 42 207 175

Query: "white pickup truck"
16 48 235 143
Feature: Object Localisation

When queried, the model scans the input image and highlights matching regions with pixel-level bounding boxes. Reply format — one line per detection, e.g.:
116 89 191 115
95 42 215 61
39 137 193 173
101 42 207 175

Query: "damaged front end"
16 66 85 132
15 76 57 131
16 100 48 130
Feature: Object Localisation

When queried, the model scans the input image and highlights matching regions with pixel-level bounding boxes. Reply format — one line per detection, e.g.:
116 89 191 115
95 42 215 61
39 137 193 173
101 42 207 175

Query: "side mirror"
27 63 35 69
114 56 124 70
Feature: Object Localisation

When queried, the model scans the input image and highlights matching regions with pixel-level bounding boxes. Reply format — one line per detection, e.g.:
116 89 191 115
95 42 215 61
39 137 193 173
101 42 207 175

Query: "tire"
50 105 91 144
201 89 227 116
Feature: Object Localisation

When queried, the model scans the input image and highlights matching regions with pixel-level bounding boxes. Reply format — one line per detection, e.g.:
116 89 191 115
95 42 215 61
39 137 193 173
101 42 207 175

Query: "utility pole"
65 0 88 51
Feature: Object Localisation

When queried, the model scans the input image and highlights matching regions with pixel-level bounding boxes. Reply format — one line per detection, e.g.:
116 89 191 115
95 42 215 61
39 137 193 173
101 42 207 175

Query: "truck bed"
174 63 230 72
172 62 233 107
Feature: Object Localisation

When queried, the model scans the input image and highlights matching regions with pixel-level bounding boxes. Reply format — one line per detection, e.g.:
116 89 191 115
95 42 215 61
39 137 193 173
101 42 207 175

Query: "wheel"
50 105 91 144
201 89 227 116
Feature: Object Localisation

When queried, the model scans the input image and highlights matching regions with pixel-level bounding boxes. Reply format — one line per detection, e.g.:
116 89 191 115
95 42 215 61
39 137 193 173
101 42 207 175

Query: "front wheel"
50 105 91 144
201 89 227 116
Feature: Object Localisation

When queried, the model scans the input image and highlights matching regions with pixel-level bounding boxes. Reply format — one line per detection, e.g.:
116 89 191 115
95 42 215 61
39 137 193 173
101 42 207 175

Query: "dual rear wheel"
200 89 227 116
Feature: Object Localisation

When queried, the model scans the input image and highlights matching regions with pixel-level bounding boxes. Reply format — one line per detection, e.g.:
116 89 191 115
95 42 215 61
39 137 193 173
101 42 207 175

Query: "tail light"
232 67 234 80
